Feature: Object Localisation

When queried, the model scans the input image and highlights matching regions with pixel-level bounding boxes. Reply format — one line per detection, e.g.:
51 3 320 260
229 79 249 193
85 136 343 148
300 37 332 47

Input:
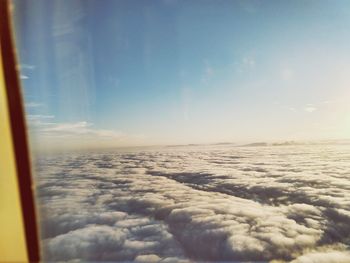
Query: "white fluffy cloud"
34 144 350 261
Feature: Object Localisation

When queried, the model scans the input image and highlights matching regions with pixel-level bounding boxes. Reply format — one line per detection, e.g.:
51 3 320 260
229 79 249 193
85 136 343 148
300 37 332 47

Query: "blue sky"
13 0 350 149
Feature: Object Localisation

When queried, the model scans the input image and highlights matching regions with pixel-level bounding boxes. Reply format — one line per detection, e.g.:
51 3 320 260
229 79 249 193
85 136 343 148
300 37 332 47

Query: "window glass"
12 0 350 261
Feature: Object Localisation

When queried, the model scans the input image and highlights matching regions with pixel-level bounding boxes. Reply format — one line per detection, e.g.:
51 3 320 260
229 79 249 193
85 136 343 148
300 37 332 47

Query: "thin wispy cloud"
322 100 339 105
181 87 192 121
24 102 146 150
18 63 35 80
25 102 43 108
242 57 256 68
236 56 256 73
201 59 214 84
37 121 123 139
26 113 134 150
27 114 55 125
19 63 36 70
281 68 294 81
305 105 317 113
287 107 297 112
28 114 55 119
20 74 29 80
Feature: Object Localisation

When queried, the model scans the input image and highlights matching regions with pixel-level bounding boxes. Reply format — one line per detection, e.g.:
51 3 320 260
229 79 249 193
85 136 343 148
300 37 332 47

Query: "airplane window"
10 0 350 262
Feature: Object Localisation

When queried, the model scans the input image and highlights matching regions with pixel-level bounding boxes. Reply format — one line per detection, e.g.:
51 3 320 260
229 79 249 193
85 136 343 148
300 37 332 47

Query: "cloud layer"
34 144 350 262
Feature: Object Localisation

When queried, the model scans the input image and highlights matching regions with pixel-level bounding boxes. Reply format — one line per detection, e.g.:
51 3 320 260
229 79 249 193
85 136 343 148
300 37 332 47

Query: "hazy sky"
13 0 350 150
